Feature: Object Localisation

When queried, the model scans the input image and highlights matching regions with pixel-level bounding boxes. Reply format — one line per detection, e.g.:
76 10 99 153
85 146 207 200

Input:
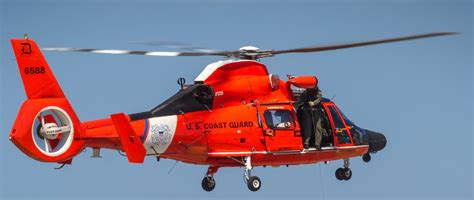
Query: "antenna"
177 77 186 90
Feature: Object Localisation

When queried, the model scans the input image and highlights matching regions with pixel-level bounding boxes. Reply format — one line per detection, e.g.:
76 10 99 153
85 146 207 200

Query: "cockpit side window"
334 107 367 145
327 105 352 145
263 110 294 129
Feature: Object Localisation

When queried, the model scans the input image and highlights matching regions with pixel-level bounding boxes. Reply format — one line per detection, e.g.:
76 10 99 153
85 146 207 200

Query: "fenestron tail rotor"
43 32 458 60
33 107 74 156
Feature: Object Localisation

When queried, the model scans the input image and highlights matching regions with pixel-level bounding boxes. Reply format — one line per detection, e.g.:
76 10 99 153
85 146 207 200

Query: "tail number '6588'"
25 67 45 75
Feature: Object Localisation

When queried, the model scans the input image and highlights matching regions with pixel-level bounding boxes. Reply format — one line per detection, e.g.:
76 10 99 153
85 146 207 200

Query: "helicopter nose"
366 129 387 153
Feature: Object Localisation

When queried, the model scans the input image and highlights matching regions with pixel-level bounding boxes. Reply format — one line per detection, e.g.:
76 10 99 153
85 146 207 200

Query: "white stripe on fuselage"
194 59 259 82
206 145 369 156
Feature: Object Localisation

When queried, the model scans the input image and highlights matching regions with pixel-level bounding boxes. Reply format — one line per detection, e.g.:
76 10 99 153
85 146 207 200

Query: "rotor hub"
236 46 274 59
239 46 260 52
40 122 61 139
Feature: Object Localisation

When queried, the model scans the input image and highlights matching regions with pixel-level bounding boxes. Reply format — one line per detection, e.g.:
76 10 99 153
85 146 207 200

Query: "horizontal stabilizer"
110 113 146 163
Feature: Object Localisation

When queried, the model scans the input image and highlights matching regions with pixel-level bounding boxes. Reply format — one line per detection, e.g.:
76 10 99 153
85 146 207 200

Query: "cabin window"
263 110 294 129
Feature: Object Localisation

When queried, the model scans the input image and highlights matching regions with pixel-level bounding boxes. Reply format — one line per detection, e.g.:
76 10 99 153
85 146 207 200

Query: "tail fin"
9 38 85 163
11 38 65 99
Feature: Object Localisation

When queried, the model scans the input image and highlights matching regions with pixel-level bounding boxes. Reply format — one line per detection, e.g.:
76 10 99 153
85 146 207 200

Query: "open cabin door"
256 104 303 152
322 103 354 147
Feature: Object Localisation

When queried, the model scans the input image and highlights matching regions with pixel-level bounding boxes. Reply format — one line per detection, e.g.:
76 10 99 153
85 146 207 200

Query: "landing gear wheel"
336 168 352 181
362 153 371 162
201 176 216 192
342 168 352 180
335 168 345 181
247 176 261 192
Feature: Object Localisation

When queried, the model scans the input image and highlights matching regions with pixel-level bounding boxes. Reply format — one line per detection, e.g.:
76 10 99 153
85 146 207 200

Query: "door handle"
265 129 275 136
294 130 301 136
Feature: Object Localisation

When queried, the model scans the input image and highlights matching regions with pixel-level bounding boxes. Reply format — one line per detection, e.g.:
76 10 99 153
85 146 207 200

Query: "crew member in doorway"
298 86 323 151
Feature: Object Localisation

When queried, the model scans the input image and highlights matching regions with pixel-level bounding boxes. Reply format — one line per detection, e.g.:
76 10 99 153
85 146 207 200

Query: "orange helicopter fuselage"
80 60 368 167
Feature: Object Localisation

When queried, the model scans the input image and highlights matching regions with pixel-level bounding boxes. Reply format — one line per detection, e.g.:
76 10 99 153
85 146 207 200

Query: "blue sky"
1 0 472 199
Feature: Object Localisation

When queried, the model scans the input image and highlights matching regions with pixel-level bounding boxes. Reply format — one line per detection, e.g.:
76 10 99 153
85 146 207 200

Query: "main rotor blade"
134 41 222 53
43 32 457 59
42 47 229 57
272 32 458 55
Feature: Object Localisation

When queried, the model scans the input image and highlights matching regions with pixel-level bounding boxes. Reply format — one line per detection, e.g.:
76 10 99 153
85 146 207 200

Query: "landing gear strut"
243 156 261 192
201 157 262 192
201 166 218 192
335 159 352 181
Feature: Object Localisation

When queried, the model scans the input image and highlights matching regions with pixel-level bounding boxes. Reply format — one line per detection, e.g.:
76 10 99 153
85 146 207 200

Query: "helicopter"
9 32 455 192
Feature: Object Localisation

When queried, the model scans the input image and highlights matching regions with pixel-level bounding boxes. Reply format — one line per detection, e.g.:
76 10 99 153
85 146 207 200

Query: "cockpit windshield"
335 107 354 127
334 106 368 145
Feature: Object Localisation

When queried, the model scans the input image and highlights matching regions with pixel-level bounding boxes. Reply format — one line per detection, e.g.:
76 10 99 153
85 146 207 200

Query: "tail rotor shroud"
32 106 74 156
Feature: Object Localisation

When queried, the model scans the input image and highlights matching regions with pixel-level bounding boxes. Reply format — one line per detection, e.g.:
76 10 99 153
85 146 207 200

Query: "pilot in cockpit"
274 110 292 129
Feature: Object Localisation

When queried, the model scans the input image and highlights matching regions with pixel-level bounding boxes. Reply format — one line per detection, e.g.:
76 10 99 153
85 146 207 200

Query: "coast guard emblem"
150 124 172 146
